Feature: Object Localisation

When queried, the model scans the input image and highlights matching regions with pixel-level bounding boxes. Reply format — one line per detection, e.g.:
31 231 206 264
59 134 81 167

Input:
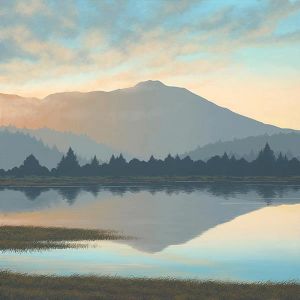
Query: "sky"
0 0 300 129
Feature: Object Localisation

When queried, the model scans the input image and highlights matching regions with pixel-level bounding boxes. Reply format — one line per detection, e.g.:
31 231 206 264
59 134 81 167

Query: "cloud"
15 0 47 16
0 0 299 99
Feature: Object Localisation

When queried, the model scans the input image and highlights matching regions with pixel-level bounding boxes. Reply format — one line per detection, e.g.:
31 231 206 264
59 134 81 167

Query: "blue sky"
0 0 299 127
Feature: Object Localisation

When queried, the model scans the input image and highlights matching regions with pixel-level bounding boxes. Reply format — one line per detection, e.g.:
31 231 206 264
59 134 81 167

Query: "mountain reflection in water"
0 183 299 253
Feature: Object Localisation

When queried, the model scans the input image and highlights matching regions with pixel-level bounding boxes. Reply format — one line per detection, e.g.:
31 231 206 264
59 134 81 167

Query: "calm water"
0 183 299 282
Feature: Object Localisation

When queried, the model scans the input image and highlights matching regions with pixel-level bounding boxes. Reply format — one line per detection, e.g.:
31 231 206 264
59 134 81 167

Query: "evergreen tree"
8 154 49 177
55 147 80 176
147 155 160 176
117 154 127 166
82 155 100 176
164 154 176 175
91 155 99 168
253 143 276 175
2 142 300 178
206 155 222 175
180 155 196 175
256 143 276 163
109 155 116 165
276 152 288 176
287 158 300 175
220 152 230 175
107 154 127 175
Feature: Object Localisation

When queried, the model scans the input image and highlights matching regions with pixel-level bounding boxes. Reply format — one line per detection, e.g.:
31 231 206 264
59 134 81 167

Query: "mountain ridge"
183 132 300 161
1 126 122 162
0 130 63 170
0 81 296 158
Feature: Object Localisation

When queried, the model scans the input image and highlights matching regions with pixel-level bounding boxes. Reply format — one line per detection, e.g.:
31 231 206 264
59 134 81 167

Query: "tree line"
1 143 300 177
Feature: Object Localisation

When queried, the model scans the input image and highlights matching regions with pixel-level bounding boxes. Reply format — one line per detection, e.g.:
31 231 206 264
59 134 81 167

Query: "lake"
0 183 299 282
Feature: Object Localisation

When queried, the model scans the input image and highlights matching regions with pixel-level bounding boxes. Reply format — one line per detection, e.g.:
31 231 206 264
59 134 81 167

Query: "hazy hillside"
3 127 120 162
0 81 295 158
183 132 300 161
0 130 63 170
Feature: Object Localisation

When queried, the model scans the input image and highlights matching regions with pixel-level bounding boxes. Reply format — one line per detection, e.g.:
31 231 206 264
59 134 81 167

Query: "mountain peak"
134 80 166 89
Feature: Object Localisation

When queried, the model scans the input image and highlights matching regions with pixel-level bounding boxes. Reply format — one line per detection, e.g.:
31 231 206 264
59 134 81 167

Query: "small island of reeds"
0 226 127 251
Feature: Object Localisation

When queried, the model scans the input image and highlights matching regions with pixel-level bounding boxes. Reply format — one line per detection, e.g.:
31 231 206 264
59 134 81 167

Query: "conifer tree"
55 147 80 176
253 143 276 175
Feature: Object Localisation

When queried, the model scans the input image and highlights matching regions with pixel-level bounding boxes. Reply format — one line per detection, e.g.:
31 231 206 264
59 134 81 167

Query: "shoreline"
1 176 300 187
0 271 299 299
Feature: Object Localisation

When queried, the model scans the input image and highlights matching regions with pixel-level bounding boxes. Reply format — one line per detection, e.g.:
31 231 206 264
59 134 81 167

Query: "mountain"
0 130 63 170
0 81 295 158
183 132 300 161
2 126 121 162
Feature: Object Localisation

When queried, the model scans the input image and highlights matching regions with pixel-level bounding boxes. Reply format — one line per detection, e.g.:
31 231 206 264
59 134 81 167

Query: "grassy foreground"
0 271 299 300
0 226 126 251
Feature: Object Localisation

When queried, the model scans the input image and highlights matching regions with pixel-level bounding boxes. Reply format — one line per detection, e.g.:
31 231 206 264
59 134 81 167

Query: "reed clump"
0 225 127 251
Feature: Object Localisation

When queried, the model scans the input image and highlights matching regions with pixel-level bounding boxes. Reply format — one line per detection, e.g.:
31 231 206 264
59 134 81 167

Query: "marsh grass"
0 271 299 300
0 226 127 251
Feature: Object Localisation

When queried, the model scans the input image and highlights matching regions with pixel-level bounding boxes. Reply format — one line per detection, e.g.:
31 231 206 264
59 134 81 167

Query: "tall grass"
0 226 127 251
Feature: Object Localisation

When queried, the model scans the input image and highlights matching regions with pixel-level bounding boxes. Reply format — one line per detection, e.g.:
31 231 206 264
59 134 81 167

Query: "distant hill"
182 132 300 161
3 126 121 162
0 80 295 158
0 130 63 170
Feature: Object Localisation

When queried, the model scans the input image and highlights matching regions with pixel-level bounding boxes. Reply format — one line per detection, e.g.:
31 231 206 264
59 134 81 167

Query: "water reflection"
1 182 300 202
1 204 299 282
0 183 299 253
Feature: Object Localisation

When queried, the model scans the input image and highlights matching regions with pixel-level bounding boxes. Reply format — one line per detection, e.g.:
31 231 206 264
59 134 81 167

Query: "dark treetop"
1 143 300 177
